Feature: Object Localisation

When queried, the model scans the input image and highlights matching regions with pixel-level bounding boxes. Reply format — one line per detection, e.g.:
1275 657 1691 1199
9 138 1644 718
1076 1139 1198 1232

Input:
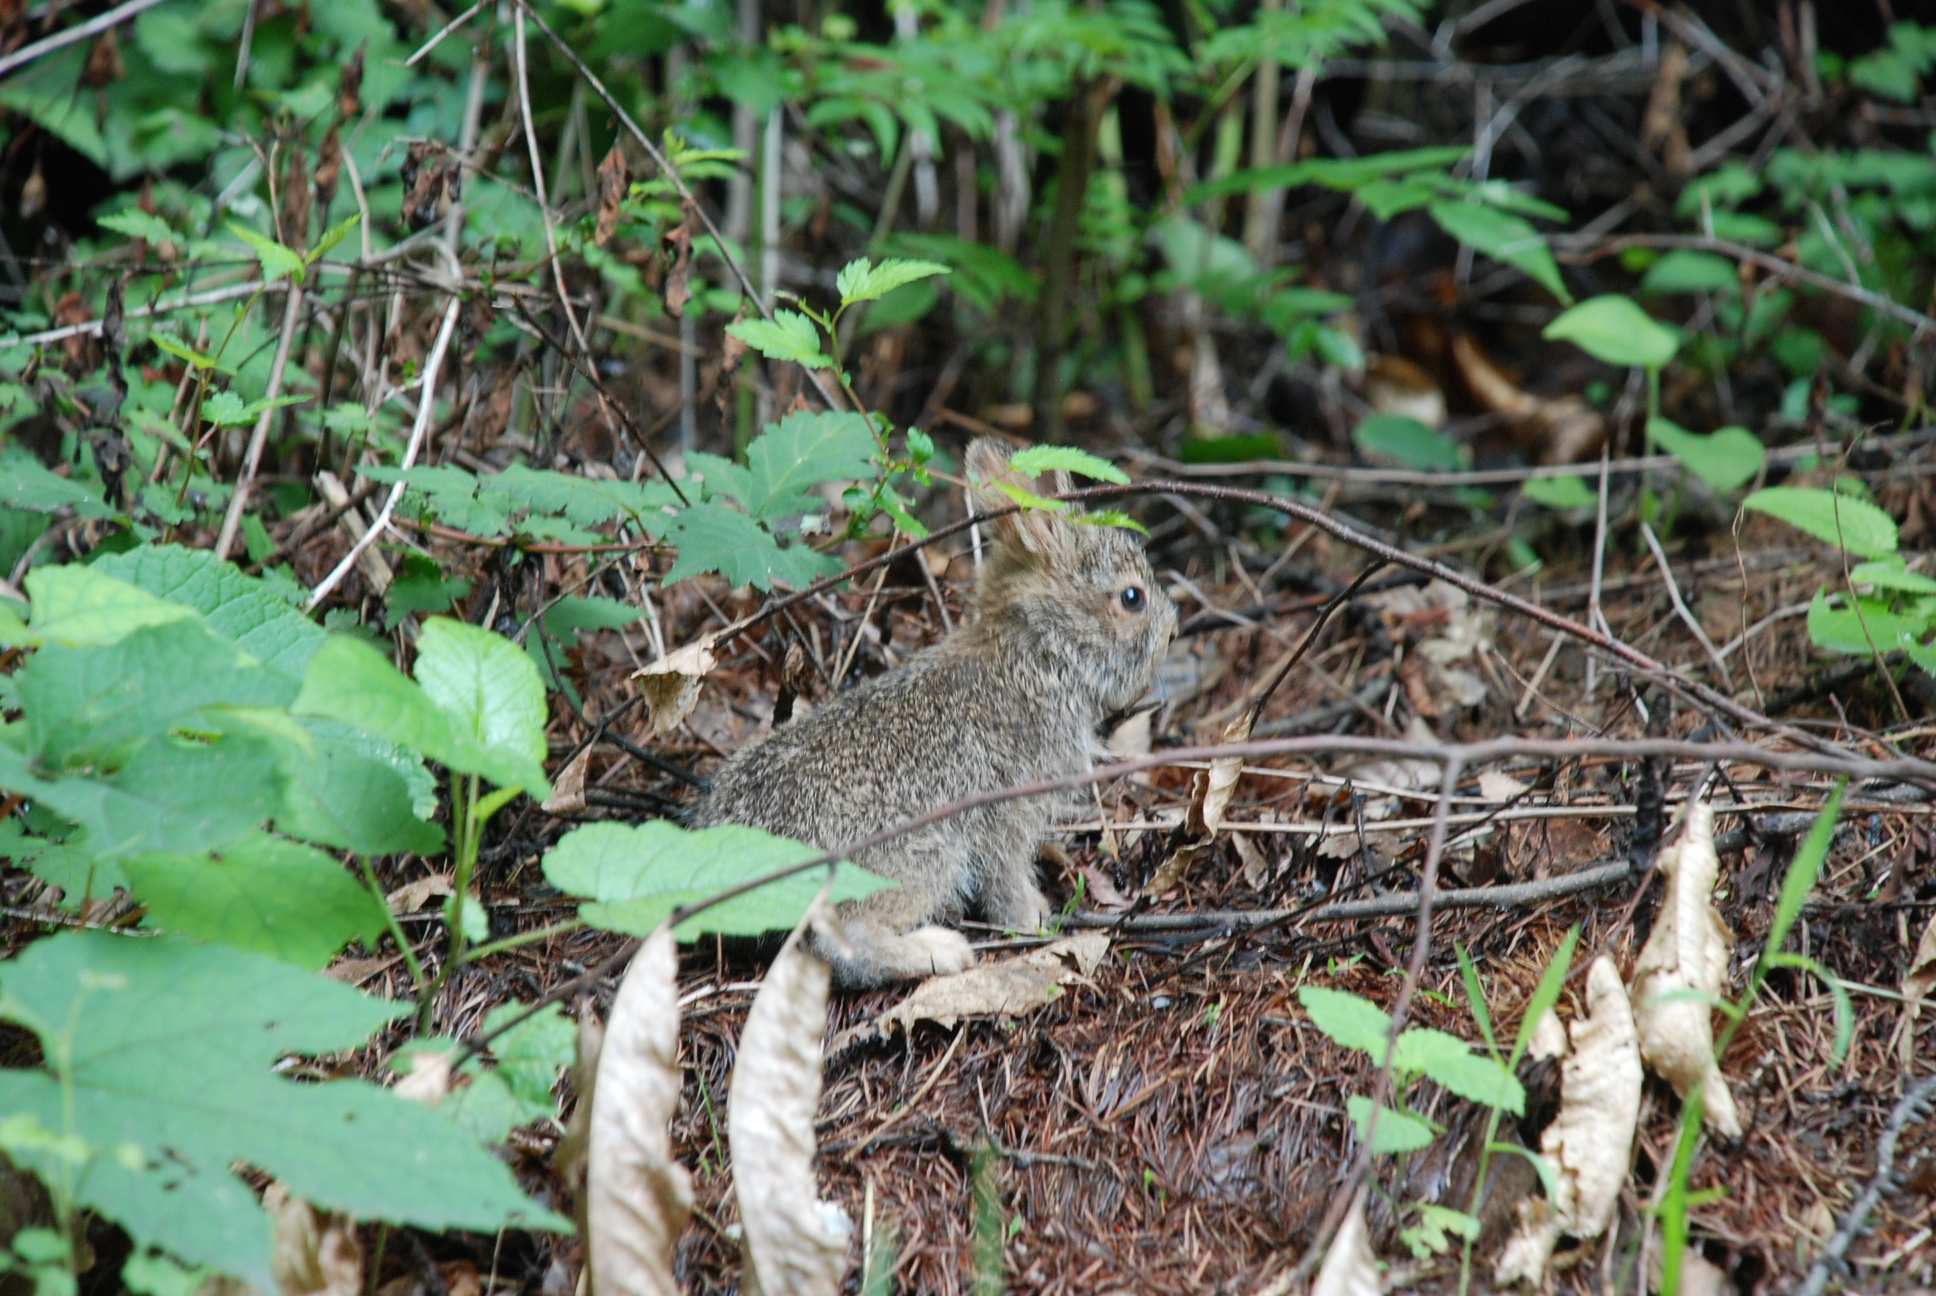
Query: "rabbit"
694 437 1178 987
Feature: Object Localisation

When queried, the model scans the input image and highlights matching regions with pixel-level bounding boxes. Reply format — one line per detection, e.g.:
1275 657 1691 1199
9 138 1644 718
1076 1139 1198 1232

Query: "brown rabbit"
695 438 1177 987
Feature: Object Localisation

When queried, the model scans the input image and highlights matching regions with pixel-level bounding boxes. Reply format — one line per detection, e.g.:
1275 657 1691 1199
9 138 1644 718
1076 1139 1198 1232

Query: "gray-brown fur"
695 439 1178 987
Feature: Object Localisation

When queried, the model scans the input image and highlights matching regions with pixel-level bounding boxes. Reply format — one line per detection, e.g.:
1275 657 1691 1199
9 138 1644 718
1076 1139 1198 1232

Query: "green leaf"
1646 418 1765 495
544 820 895 940
1640 250 1740 296
1804 589 1927 655
1394 1028 1525 1114
225 223 304 284
292 635 546 795
743 410 880 521
1345 1095 1436 1155
0 933 567 1288
724 311 832 369
92 545 326 680
0 449 114 519
4 566 195 649
1456 944 1496 1054
1522 474 1596 510
148 334 230 373
411 619 550 789
98 210 178 247
1850 556 1936 594
202 393 304 428
665 505 842 591
275 719 444 856
1007 445 1131 484
1543 296 1682 369
1744 487 1899 557
1074 509 1148 535
478 1001 575 1115
1298 985 1392 1062
1353 414 1466 471
307 213 361 263
123 833 388 969
836 256 951 306
991 483 1068 513
1427 201 1570 303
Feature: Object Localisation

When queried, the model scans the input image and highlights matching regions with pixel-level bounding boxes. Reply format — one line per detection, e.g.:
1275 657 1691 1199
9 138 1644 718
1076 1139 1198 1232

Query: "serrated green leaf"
123 832 388 969
1006 445 1130 484
275 718 444 856
665 505 842 591
0 450 114 520
201 391 249 426
1345 1095 1436 1154
1428 201 1571 303
1394 1028 1525 1114
836 256 951 306
1850 556 1936 594
724 311 831 369
307 213 361 263
225 223 304 284
98 210 177 247
148 334 228 372
0 933 567 1288
93 545 324 680
1522 474 1596 510
1744 486 1899 557
1298 985 1392 1062
478 1001 575 1116
6 566 195 649
545 820 895 939
744 410 879 521
991 483 1068 513
1647 418 1764 495
1073 509 1148 534
413 619 549 787
1543 295 1681 369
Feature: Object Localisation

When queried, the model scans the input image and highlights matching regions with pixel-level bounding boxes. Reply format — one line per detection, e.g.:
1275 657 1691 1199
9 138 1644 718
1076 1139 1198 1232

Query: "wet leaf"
836 933 1110 1047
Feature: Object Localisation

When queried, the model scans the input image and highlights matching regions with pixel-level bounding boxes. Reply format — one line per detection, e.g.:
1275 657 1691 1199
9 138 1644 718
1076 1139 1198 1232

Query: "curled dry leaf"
265 1182 363 1296
588 924 692 1296
543 746 592 816
1895 910 1936 1072
1148 710 1248 893
1495 1198 1562 1289
1630 799 1741 1137
387 873 454 915
551 997 607 1196
1311 1186 1381 1296
1525 1007 1569 1063
730 891 852 1296
595 145 630 248
1543 956 1642 1240
394 1048 453 1108
835 932 1109 1050
1452 333 1605 464
1478 770 1531 803
632 635 718 737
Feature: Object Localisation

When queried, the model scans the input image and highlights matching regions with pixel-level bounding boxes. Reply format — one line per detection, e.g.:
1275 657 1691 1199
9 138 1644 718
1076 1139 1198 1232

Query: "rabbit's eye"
1120 586 1146 613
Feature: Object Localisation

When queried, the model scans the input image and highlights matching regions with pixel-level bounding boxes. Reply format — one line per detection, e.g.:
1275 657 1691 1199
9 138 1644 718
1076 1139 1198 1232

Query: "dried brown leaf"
1631 799 1740 1136
1452 334 1604 464
551 997 606 1194
393 1048 453 1108
663 205 695 319
632 635 717 737
588 925 692 1296
1311 1187 1380 1296
1544 956 1642 1240
595 145 630 247
386 874 453 914
836 933 1109 1049
1896 910 1936 1072
543 747 592 815
1495 1197 1562 1289
1364 354 1447 428
730 893 852 1296
265 1183 363 1296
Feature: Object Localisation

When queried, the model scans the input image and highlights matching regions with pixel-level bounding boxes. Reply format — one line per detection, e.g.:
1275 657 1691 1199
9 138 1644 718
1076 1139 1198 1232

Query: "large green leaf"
274 719 444 856
293 635 547 796
123 833 388 969
742 411 879 521
1007 445 1132 484
2 566 195 650
665 505 844 591
1543 295 1682 369
93 546 325 680
1744 486 1899 558
0 449 114 519
1805 589 1928 654
19 620 295 770
1647 418 1765 495
412 619 549 778
544 820 895 939
0 934 568 1289
1345 1095 1437 1154
1428 201 1570 303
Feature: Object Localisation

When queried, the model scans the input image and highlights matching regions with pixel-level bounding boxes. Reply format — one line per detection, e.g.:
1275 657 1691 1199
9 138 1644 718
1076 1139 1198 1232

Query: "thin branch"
1639 520 1733 690
214 279 305 561
0 0 174 79
1795 1072 1936 1296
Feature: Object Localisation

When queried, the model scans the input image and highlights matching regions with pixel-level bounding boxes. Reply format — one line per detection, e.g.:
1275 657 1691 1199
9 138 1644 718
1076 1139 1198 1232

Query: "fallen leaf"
1544 956 1642 1240
1311 1186 1380 1296
587 925 691 1296
394 1048 453 1108
387 874 453 914
1149 710 1249 892
1105 708 1152 758
1233 832 1271 890
544 747 592 815
836 932 1110 1049
1630 799 1741 1137
1076 864 1134 912
1479 771 1530 802
1895 910 1936 1072
663 203 695 319
551 997 606 1195
595 145 630 247
1453 333 1604 464
632 635 717 737
730 892 852 1296
266 1182 363 1296
1495 1197 1562 1289
1365 354 1447 428
1525 1008 1568 1063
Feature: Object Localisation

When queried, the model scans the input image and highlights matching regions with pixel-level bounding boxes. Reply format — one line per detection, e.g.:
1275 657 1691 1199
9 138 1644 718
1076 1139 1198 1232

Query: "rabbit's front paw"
901 925 974 977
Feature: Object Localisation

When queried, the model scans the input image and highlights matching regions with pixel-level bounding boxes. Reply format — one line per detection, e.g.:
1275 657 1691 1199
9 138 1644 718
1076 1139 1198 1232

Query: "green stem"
417 773 480 1031
461 918 586 963
359 857 427 991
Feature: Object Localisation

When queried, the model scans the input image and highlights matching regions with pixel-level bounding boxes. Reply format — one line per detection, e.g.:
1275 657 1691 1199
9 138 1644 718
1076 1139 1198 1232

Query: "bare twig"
1794 1072 1936 1296
214 280 306 561
0 0 174 79
1639 520 1733 690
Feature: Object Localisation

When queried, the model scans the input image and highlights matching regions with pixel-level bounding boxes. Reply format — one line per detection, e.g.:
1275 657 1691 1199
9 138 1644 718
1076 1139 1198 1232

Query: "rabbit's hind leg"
815 840 975 987
975 831 1052 935
816 915 973 988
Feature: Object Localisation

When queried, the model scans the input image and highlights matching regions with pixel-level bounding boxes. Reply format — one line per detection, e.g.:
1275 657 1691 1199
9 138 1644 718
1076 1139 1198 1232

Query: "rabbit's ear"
967 437 1073 560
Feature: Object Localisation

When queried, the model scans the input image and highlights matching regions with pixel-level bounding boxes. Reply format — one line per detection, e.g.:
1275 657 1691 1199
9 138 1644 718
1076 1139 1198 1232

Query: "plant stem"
360 857 427 991
461 919 586 962
1033 74 1120 439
